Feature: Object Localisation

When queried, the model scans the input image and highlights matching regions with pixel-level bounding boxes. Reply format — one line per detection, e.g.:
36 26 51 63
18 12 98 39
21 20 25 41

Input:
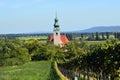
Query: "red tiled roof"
60 35 69 44
49 35 69 44
49 35 54 41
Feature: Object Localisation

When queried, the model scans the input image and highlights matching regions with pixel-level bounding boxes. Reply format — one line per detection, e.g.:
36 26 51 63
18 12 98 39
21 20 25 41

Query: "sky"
0 0 120 34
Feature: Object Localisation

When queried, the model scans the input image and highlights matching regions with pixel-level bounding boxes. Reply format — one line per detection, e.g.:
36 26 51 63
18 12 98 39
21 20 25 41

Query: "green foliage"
95 32 100 40
78 40 120 79
106 38 119 44
49 61 68 80
0 39 31 66
49 61 61 80
80 43 120 79
25 40 54 61
106 32 110 39
59 40 120 79
53 41 84 63
66 33 73 41
0 37 119 79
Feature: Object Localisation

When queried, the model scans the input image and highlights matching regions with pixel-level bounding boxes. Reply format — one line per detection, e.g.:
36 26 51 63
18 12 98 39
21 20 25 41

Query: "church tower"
53 15 61 45
49 14 69 45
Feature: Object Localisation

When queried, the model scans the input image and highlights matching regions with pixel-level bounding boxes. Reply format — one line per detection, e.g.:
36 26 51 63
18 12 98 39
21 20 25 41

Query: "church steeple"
53 13 61 45
48 13 69 46
54 13 59 28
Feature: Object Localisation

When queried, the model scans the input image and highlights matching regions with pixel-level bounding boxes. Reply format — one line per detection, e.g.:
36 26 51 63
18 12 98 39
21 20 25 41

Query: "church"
49 15 69 46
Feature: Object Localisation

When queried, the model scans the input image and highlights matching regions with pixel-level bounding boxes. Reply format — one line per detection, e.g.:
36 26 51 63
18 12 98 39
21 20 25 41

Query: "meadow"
0 61 51 80
18 36 48 40
17 36 48 43
86 41 105 45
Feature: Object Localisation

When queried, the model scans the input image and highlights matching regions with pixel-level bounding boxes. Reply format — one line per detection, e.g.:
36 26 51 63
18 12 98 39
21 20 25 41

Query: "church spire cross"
56 12 57 19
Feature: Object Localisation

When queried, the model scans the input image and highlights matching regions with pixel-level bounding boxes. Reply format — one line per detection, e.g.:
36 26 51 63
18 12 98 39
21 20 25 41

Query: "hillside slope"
78 26 120 32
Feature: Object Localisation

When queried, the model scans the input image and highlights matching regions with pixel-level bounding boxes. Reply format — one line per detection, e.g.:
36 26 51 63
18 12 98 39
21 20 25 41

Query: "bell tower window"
56 32 58 35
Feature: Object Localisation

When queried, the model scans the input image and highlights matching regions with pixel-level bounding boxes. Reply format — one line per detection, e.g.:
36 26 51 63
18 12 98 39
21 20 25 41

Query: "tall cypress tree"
114 32 117 39
95 32 99 40
101 32 105 40
81 33 83 39
106 32 109 39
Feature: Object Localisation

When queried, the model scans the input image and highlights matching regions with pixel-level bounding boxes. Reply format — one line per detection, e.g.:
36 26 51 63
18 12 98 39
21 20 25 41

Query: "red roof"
49 35 69 44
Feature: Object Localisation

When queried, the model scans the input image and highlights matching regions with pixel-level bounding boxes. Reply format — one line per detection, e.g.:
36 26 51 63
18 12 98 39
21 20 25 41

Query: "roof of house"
49 35 69 44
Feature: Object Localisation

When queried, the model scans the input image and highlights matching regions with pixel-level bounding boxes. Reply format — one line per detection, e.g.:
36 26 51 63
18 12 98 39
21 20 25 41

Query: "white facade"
53 27 61 45
53 15 62 46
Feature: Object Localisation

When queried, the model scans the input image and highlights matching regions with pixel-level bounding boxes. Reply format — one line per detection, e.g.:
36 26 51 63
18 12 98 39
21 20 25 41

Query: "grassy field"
0 61 51 80
18 36 48 43
18 36 48 40
86 41 106 45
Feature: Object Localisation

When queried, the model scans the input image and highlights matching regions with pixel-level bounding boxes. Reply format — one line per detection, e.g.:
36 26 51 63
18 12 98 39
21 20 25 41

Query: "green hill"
77 26 120 32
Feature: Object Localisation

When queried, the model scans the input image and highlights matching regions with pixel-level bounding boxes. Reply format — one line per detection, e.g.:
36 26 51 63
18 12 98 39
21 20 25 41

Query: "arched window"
56 32 58 35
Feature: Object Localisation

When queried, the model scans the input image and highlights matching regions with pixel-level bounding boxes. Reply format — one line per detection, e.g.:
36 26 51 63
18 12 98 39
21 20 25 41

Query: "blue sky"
0 0 120 34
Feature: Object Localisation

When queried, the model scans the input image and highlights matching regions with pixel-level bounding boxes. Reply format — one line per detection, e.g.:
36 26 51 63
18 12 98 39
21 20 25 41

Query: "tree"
117 32 120 40
80 43 120 79
95 32 99 40
66 33 73 41
91 33 95 40
60 42 120 79
0 39 31 66
87 33 94 41
81 33 84 39
106 38 118 44
25 40 55 61
101 32 105 40
106 32 109 39
114 32 117 39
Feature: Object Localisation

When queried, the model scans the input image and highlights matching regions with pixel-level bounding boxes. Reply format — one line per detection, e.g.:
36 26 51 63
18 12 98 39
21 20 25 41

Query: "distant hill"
77 26 120 33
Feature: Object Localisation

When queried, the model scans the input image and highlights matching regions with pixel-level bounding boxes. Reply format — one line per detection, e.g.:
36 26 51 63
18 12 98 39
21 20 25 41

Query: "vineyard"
58 41 120 79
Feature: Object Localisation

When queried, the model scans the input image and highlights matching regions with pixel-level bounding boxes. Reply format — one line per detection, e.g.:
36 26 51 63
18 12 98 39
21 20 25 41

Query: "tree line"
1 32 120 41
0 36 85 66
79 32 120 41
